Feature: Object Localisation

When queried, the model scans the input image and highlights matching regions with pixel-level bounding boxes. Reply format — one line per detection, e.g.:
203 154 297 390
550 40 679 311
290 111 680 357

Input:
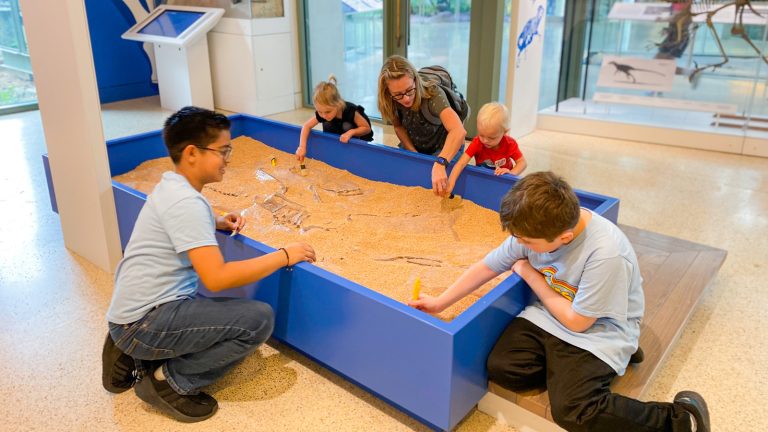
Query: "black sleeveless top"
315 102 374 142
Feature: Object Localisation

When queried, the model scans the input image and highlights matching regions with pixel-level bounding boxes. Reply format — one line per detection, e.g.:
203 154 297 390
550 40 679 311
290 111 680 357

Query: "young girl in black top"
295 75 374 162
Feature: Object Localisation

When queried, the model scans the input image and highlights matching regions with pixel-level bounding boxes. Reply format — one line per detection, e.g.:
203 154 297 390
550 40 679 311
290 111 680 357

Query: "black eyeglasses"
391 86 416 101
195 145 232 161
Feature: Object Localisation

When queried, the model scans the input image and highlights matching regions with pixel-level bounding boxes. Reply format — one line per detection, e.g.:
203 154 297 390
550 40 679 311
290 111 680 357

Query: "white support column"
505 0 547 138
20 0 122 272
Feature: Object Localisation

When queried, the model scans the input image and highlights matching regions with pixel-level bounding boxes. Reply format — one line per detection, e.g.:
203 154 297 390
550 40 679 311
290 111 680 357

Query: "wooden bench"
478 225 727 431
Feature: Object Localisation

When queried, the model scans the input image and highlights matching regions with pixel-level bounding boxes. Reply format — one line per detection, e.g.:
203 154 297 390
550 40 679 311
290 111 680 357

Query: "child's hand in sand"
408 294 447 314
295 146 306 162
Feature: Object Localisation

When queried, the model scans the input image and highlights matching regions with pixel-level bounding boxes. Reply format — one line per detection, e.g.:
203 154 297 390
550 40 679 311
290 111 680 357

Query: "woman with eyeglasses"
378 55 467 196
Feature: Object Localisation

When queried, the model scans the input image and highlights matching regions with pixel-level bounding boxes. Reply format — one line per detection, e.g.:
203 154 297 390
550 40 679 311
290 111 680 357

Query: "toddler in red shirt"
447 102 527 195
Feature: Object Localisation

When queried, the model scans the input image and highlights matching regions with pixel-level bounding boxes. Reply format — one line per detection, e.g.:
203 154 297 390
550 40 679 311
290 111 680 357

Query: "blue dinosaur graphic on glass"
516 4 544 68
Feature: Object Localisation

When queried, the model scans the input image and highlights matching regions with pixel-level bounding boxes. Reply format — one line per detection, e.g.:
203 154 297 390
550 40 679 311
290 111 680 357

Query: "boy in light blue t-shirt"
410 171 710 432
102 107 316 423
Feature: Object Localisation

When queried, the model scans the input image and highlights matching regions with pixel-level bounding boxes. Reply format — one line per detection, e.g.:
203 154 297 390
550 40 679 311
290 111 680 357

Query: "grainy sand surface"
114 136 512 321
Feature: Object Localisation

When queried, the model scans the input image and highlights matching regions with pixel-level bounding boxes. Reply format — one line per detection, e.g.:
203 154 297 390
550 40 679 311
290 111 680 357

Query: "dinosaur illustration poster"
515 1 545 68
596 55 676 92
507 0 547 137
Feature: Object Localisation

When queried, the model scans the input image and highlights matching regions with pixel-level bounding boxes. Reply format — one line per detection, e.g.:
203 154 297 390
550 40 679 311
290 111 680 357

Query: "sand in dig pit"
113 136 513 321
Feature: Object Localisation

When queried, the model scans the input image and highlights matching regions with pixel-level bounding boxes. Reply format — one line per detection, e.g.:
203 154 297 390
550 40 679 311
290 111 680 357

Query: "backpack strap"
418 69 469 125
420 89 444 126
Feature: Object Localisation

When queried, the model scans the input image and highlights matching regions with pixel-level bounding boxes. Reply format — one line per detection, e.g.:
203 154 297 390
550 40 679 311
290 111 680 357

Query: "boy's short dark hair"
163 106 231 163
500 171 580 242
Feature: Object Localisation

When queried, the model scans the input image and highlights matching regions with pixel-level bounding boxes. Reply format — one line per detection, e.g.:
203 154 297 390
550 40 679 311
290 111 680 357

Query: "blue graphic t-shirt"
484 211 644 375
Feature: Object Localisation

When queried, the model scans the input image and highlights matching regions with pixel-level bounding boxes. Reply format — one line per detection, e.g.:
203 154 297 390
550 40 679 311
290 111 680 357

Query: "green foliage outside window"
410 0 470 16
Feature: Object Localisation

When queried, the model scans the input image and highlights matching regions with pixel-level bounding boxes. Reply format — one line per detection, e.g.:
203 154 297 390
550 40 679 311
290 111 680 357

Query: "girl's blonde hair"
377 55 438 123
313 75 346 112
477 102 510 133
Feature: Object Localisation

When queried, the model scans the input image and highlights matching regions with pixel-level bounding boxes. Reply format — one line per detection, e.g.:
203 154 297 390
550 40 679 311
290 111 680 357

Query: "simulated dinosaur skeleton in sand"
114 137 505 320
659 0 768 82
248 168 461 268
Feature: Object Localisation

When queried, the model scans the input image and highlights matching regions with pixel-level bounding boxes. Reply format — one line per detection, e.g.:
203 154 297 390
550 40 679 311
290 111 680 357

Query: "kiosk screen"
138 10 205 37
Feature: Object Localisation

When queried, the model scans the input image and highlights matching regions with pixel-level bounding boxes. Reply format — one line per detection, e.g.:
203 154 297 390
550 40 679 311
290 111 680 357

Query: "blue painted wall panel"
85 0 158 103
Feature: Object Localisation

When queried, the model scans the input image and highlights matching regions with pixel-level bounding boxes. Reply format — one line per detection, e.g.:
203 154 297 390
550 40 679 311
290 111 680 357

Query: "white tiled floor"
1 96 766 431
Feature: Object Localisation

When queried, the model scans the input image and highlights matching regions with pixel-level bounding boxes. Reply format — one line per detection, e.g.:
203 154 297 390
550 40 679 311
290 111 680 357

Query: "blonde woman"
296 75 373 162
378 55 467 196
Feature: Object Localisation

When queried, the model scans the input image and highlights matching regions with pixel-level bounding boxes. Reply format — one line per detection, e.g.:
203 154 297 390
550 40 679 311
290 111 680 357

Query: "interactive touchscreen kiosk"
122 5 224 110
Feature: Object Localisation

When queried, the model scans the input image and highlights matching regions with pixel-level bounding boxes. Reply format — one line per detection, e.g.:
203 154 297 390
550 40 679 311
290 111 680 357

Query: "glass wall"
407 0 471 94
304 0 574 125
304 0 383 118
547 0 768 140
302 0 472 120
0 0 36 113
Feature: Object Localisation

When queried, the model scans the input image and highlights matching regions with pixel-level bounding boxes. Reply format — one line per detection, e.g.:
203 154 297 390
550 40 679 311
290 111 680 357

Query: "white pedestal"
154 38 214 110
208 9 297 116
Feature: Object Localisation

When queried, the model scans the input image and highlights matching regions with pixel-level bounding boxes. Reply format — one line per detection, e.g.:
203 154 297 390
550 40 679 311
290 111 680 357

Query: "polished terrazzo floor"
1 96 766 431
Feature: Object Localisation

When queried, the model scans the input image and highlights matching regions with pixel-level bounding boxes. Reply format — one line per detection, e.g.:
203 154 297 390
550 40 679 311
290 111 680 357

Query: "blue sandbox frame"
43 114 619 430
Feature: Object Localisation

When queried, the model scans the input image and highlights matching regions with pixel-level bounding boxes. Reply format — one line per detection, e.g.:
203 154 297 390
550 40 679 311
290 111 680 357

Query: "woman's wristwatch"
435 156 449 167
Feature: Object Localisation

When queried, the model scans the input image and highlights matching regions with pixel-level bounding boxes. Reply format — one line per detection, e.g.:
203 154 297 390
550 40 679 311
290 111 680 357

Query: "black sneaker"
101 333 137 393
134 370 218 423
674 391 710 432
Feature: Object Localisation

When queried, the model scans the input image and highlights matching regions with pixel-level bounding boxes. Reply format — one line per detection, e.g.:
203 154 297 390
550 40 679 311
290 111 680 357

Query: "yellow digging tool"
412 277 421 301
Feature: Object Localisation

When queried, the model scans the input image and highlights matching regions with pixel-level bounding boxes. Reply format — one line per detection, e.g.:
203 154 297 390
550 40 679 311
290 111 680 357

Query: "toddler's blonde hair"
313 75 346 112
477 102 510 134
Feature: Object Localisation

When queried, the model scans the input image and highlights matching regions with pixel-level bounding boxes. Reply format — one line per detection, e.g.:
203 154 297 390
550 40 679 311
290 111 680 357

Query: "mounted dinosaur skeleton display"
657 0 768 82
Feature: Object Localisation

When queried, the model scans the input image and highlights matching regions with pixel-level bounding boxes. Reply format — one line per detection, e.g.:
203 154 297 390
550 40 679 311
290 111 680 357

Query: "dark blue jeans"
109 297 274 395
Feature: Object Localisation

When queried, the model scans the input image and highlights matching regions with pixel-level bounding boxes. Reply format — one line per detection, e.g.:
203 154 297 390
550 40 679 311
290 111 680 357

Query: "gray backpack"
418 65 471 126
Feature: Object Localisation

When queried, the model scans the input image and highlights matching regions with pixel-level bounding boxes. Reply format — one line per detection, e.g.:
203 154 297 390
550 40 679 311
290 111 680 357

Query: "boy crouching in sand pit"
410 171 710 432
102 106 315 422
